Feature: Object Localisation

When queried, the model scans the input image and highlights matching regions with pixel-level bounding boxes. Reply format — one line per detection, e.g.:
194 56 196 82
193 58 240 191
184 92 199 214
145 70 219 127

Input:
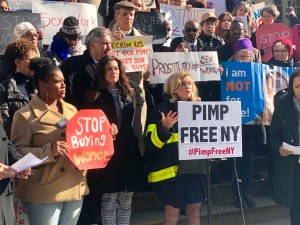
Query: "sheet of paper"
283 142 300 155
11 153 48 172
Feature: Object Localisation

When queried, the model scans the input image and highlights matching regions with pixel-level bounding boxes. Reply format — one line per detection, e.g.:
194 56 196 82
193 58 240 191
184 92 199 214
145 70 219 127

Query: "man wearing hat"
49 16 86 61
199 12 225 50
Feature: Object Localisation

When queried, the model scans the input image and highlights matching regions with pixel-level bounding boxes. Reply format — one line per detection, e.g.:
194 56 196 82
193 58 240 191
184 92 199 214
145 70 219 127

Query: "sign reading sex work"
32 1 98 45
66 110 114 170
256 23 292 63
178 101 242 160
148 51 220 83
111 36 153 72
160 4 214 39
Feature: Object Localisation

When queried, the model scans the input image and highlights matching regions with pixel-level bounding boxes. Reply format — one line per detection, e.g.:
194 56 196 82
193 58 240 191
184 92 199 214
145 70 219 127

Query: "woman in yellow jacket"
11 58 89 225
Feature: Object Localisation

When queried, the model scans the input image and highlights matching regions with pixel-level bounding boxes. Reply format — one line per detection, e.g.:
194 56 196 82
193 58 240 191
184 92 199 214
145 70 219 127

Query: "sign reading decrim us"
178 101 242 160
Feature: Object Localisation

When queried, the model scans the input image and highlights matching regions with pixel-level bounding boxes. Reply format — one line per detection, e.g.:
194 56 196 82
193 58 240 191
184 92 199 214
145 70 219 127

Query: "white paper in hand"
11 153 48 172
283 142 300 155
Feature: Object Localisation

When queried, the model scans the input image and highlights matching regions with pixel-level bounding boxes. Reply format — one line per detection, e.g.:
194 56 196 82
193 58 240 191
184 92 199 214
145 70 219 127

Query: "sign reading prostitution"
66 110 114 170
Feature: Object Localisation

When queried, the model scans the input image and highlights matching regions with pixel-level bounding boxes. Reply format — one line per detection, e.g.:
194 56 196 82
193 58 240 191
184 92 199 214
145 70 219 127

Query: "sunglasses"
185 28 199 33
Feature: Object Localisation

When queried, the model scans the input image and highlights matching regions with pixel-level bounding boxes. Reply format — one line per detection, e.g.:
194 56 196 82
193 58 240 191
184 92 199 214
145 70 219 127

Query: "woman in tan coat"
11 58 89 225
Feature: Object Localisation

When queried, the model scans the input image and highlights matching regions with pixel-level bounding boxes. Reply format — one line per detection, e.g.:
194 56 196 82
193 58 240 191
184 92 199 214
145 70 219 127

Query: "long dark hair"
287 69 300 99
86 56 133 103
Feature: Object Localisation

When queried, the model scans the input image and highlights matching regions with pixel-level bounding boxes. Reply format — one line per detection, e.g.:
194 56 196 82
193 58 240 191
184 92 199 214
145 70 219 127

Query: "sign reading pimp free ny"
178 101 242 160
66 110 114 170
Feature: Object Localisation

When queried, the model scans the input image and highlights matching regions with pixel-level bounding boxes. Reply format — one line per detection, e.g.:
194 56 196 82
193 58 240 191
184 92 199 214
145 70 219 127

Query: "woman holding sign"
85 56 144 225
269 69 300 225
10 58 89 225
144 71 205 225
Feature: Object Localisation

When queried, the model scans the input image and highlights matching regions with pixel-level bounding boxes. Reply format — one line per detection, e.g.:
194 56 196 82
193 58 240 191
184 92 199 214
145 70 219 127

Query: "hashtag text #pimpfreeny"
187 147 235 157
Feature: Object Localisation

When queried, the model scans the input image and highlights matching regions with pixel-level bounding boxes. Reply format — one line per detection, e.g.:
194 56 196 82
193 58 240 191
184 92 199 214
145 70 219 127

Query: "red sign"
66 110 114 170
256 23 292 63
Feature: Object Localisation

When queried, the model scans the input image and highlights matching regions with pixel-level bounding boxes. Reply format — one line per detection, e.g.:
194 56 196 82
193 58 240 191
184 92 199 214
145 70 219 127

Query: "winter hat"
234 38 253 53
114 1 137 12
61 16 81 39
273 38 293 56
14 22 36 40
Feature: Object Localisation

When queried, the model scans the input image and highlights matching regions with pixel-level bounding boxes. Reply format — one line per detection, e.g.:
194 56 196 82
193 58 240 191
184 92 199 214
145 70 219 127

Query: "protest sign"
111 36 153 72
251 2 265 32
148 51 220 83
256 23 292 63
8 0 32 12
32 1 98 45
133 11 166 44
160 4 214 39
178 101 242 160
206 0 226 16
66 110 114 170
0 11 41 53
221 61 296 125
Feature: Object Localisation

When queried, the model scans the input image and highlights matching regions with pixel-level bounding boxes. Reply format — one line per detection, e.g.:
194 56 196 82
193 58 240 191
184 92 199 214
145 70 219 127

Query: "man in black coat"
217 20 261 63
199 12 225 50
61 27 112 225
61 27 112 110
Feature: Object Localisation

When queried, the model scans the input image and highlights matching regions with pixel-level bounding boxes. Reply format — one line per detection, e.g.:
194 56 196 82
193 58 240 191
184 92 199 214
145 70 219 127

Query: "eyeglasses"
237 54 251 60
185 28 199 33
203 21 217 26
22 33 39 39
273 50 288 54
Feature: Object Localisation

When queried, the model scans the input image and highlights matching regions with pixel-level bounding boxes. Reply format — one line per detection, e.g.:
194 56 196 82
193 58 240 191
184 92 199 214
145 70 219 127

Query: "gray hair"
85 27 112 50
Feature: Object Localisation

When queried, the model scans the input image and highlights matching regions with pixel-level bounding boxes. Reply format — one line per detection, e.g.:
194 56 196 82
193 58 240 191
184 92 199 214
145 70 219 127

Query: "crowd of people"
0 0 300 225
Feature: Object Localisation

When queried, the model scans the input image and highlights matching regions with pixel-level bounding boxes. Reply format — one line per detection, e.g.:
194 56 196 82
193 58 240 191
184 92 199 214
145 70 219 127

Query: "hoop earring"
41 89 48 102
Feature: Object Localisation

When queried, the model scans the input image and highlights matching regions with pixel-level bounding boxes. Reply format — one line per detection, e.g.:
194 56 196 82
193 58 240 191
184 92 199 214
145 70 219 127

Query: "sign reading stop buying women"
178 101 242 160
66 109 114 170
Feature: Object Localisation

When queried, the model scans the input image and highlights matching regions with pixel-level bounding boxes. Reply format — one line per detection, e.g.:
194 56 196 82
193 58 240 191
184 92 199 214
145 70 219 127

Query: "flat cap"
114 1 137 12
201 12 218 24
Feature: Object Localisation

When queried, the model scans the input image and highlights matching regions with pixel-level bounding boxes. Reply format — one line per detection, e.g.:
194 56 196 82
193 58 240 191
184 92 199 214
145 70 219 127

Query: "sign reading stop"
66 109 114 170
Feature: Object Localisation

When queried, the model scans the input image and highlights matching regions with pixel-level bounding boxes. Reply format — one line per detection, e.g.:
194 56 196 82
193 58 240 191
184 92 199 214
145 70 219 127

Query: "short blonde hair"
163 71 200 103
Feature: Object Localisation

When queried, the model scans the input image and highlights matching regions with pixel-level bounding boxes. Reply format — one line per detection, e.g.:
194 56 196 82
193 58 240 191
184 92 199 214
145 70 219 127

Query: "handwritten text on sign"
0 11 41 54
32 1 98 45
160 4 214 39
178 101 242 160
256 23 292 63
149 52 220 83
66 110 114 170
112 36 153 72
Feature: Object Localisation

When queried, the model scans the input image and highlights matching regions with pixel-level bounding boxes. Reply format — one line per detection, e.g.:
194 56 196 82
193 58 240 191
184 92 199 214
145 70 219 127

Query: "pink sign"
256 23 292 63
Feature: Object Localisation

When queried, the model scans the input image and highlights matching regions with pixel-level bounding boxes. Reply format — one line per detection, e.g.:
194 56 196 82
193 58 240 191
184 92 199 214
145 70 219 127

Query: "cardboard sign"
66 110 114 170
178 101 242 160
0 11 41 54
133 11 166 44
256 23 293 63
8 0 32 12
251 2 265 32
32 1 98 45
160 4 214 39
149 51 220 83
111 36 153 72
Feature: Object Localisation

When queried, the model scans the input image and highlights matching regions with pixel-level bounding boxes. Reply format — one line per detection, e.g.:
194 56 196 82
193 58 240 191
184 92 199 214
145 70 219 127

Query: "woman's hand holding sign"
161 111 178 130
110 123 118 140
52 141 70 156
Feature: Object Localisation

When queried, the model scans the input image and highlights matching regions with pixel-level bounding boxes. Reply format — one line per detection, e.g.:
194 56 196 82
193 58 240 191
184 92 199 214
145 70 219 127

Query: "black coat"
85 89 145 194
61 50 96 110
199 32 225 51
268 95 300 207
0 125 22 225
0 72 36 135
